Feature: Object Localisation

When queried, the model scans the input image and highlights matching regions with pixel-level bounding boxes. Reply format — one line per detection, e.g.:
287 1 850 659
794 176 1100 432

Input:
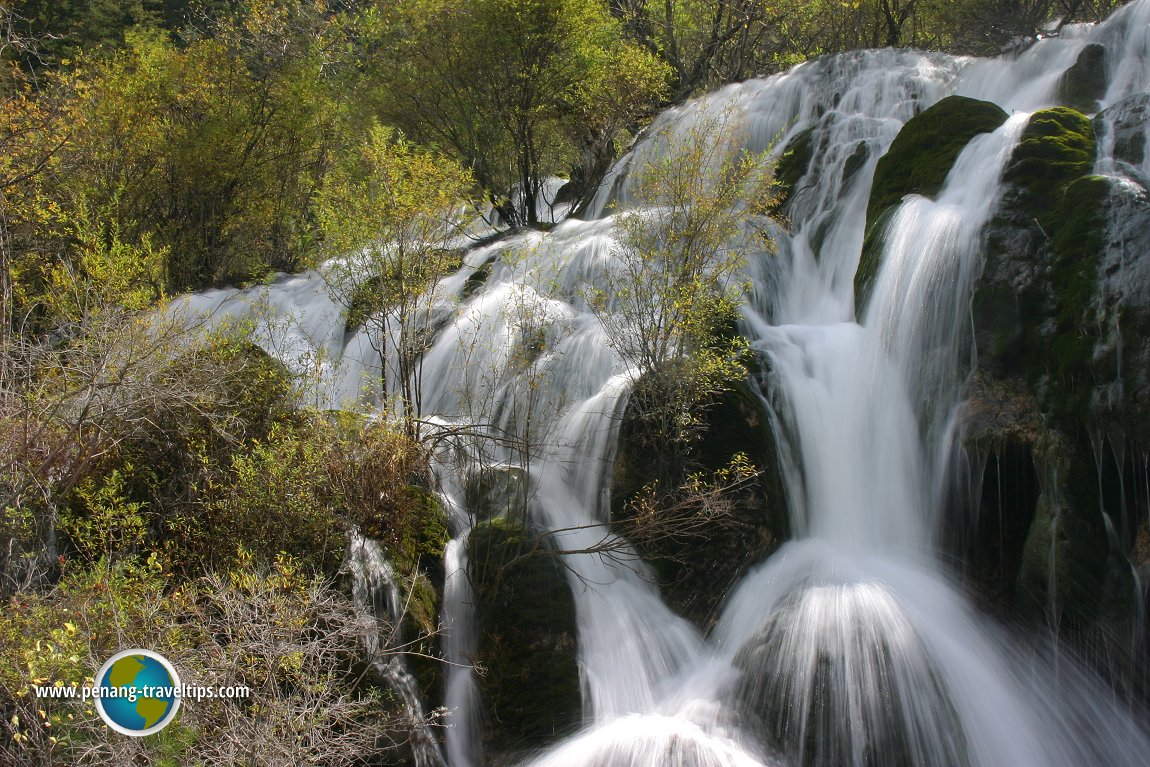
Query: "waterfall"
170 3 1150 765
346 531 447 767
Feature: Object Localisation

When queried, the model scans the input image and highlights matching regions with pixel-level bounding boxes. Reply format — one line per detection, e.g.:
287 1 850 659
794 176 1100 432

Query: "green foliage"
597 107 777 455
317 125 473 436
181 408 436 576
40 6 352 295
616 0 786 94
0 554 409 765
61 469 148 564
46 199 168 317
205 422 345 572
373 0 668 224
16 0 169 63
612 381 788 626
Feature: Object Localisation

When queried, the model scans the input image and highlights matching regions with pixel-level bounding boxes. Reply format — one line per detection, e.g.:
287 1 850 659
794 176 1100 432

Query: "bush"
0 554 415 766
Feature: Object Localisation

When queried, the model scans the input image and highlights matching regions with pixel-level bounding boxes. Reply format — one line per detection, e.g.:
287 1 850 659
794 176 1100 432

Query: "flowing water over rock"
172 3 1150 764
347 531 447 767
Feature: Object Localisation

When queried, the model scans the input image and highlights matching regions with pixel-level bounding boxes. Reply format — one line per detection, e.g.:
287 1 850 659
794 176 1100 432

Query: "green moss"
1002 107 1096 231
169 337 298 441
1016 456 1109 631
856 96 1008 308
388 486 450 576
866 96 1009 223
1047 175 1111 417
401 569 444 703
1057 43 1108 114
841 140 869 183
344 273 387 336
467 517 580 756
975 109 1104 422
344 247 467 333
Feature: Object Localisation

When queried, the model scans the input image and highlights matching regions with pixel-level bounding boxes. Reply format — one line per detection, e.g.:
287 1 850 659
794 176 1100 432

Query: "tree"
37 0 361 297
594 107 778 463
612 0 784 98
0 3 69 368
921 0 1131 53
316 125 473 439
372 0 667 225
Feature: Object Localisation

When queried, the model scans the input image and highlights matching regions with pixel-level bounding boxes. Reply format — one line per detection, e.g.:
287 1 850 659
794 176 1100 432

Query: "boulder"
734 583 969 767
611 378 788 630
856 95 1008 308
1096 93 1150 171
467 516 581 757
465 466 529 523
1058 43 1108 113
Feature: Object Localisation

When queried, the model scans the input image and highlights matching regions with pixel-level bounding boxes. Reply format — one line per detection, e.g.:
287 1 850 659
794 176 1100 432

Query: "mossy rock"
974 108 1103 414
169 338 298 441
1016 482 1108 632
465 466 529 522
467 516 580 757
1057 43 1108 114
950 375 1058 618
344 273 387 337
462 254 499 300
343 247 467 335
770 126 815 212
611 379 788 630
1047 175 1111 396
401 569 445 707
865 95 1009 226
1001 107 1096 230
373 486 450 578
856 95 1008 309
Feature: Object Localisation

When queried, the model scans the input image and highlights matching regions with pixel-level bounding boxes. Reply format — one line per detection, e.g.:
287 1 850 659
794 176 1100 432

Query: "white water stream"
172 3 1150 765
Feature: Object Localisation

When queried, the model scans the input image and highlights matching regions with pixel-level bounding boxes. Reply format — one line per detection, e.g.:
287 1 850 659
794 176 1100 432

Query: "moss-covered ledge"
855 95 1009 310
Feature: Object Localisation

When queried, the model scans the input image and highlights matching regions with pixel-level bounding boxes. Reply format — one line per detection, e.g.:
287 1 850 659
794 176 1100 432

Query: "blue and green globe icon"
94 649 181 736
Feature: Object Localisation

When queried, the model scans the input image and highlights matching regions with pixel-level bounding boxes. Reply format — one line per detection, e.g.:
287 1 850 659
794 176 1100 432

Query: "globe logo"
93 649 181 736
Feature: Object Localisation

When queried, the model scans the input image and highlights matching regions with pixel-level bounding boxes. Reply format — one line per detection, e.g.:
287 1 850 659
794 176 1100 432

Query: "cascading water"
170 3 1150 765
346 531 446 767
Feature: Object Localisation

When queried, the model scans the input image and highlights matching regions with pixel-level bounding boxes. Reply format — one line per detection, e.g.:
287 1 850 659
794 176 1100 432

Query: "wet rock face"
946 375 1045 617
1099 93 1150 171
974 107 1099 402
467 516 581 758
465 466 529 523
734 582 969 767
976 106 1150 440
772 127 815 212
